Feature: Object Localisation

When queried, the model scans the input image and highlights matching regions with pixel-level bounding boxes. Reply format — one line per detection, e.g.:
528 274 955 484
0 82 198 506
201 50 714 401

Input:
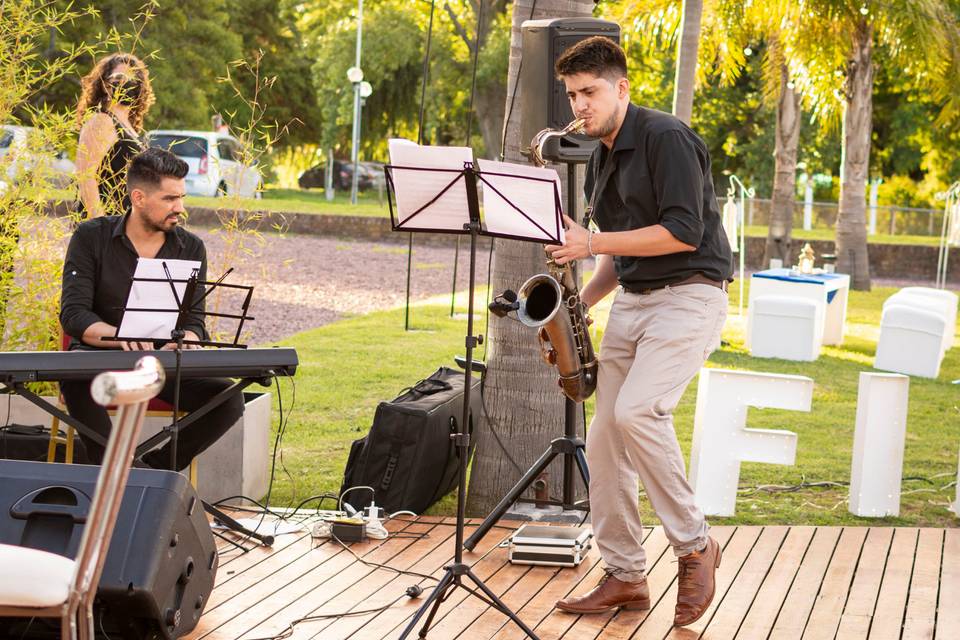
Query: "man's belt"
625 273 728 295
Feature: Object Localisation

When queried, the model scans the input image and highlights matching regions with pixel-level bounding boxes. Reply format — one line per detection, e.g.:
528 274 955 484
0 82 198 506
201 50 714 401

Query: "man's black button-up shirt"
584 103 734 290
60 214 208 349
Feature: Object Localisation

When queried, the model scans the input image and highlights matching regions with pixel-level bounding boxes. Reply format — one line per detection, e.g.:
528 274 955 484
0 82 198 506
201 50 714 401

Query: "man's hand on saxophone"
546 214 592 265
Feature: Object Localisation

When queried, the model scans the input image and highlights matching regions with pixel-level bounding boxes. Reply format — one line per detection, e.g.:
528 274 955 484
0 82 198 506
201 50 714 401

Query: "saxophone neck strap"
585 146 618 230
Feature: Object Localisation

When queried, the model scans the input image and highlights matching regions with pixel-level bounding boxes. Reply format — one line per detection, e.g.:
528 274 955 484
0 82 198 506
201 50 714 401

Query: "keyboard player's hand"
159 330 202 350
121 340 154 351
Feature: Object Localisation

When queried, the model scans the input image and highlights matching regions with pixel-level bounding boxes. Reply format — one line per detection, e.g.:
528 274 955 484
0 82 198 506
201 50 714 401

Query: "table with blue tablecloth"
747 268 852 346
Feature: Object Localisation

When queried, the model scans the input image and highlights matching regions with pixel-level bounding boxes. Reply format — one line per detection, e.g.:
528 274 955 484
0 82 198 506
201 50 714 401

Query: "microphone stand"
169 327 183 472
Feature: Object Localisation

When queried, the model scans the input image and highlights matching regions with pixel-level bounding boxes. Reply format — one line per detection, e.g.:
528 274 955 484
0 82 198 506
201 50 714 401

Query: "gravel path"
197 231 491 345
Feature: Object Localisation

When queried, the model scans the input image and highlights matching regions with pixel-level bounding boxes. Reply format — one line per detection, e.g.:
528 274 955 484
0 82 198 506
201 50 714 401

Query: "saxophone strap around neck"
583 145 618 230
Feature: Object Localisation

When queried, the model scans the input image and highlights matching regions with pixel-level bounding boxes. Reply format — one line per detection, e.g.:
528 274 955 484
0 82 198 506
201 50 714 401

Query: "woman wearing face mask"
75 53 155 218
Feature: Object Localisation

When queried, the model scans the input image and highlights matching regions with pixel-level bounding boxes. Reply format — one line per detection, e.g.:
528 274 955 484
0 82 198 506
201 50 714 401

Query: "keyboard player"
59 147 244 470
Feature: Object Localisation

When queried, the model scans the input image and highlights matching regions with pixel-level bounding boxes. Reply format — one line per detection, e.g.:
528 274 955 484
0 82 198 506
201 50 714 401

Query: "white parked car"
0 124 76 189
146 130 262 198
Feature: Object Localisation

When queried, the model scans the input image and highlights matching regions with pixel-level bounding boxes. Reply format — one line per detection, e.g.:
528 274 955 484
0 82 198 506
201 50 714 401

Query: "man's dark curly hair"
127 148 189 193
555 36 627 81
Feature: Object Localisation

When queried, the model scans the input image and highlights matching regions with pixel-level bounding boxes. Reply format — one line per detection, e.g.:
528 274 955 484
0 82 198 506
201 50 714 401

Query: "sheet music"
476 159 564 243
117 258 201 340
388 139 474 231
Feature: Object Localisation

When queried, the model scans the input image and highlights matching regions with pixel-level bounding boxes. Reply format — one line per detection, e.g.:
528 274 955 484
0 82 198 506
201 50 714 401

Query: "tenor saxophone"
515 118 598 402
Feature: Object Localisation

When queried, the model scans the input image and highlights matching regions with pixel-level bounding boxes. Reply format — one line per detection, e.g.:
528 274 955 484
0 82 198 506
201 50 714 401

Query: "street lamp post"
348 0 364 205
347 66 363 205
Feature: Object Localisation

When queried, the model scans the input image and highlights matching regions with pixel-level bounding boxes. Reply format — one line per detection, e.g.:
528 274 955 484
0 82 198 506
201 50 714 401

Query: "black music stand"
464 160 591 551
386 152 564 640
107 264 274 547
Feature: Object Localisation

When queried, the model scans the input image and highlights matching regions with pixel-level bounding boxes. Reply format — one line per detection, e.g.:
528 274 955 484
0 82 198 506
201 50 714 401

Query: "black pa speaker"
0 460 217 640
519 17 620 164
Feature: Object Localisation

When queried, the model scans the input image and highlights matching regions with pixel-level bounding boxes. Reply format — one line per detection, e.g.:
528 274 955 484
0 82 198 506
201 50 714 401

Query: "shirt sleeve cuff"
61 311 102 342
184 322 208 342
660 214 704 248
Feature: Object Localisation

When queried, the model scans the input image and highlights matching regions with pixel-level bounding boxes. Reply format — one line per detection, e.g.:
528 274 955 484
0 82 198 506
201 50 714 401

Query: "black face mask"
110 78 141 106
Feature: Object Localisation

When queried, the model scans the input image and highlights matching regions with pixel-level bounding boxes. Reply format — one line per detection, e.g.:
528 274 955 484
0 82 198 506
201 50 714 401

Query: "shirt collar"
611 103 639 153
113 213 187 249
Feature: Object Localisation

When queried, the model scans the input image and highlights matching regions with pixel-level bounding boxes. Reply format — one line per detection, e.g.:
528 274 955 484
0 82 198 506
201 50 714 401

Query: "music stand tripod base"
387 153 556 640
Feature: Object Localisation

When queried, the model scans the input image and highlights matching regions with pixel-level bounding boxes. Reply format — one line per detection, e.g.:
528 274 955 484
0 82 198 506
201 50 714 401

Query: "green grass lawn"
188 187 389 218
255 279 960 527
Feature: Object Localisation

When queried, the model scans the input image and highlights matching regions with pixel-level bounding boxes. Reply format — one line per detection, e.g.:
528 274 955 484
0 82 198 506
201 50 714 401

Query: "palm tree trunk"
672 0 703 124
465 0 594 516
764 62 801 268
836 20 873 290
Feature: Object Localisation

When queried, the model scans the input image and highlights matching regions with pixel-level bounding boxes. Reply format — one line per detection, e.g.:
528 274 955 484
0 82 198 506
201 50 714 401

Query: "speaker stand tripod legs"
463 434 589 552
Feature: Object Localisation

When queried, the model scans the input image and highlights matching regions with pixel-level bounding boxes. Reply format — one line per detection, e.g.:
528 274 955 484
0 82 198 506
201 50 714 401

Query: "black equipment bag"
0 460 216 640
340 367 481 514
0 424 88 464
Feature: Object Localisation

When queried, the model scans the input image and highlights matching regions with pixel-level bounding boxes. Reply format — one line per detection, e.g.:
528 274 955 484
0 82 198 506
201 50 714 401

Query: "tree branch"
444 2 474 56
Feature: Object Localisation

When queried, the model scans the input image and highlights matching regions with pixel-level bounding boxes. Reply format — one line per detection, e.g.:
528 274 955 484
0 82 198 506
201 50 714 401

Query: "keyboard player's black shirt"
60 214 208 350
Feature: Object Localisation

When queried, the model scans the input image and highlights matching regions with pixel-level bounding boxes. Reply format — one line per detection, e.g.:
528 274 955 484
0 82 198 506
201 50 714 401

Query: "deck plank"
800 526 869 640
340 520 512 640
868 528 918 640
280 520 458 640
459 525 623 640
834 527 895 639
734 525 815 639
768 527 842 640
901 528 943 640
178 520 955 640
373 542 518 640
458 564 572 640
234 520 446 640
482 548 602 640
189 523 409 640
700 525 791 640
935 528 960 640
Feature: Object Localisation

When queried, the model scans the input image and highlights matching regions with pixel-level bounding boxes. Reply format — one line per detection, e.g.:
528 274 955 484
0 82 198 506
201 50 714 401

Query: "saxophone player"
547 37 733 626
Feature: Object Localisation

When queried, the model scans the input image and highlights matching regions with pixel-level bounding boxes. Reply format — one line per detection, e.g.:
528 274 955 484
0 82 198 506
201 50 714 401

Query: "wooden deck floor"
185 516 959 640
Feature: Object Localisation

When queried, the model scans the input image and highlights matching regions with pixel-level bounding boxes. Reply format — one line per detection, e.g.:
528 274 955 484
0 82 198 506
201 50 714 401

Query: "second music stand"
386 145 564 640
107 263 272 547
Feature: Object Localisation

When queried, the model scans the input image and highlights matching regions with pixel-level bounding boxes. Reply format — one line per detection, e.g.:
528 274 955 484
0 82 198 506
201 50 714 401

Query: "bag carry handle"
398 376 453 399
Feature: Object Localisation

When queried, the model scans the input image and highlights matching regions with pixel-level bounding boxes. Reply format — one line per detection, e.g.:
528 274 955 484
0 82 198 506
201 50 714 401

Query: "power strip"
312 514 388 541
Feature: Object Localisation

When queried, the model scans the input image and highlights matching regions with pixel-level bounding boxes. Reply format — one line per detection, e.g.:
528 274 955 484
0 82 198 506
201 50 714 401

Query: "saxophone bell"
515 269 598 402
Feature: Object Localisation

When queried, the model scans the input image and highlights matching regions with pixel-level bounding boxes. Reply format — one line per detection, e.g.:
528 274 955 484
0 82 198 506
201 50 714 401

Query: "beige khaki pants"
586 283 727 582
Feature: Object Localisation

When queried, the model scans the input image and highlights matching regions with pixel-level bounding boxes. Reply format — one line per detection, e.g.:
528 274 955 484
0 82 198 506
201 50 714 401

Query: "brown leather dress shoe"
555 571 651 614
674 536 722 626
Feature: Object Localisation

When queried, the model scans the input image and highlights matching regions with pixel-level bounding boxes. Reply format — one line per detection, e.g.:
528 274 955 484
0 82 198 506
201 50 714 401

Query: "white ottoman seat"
0 543 74 607
875 304 947 378
888 287 957 352
749 295 820 361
